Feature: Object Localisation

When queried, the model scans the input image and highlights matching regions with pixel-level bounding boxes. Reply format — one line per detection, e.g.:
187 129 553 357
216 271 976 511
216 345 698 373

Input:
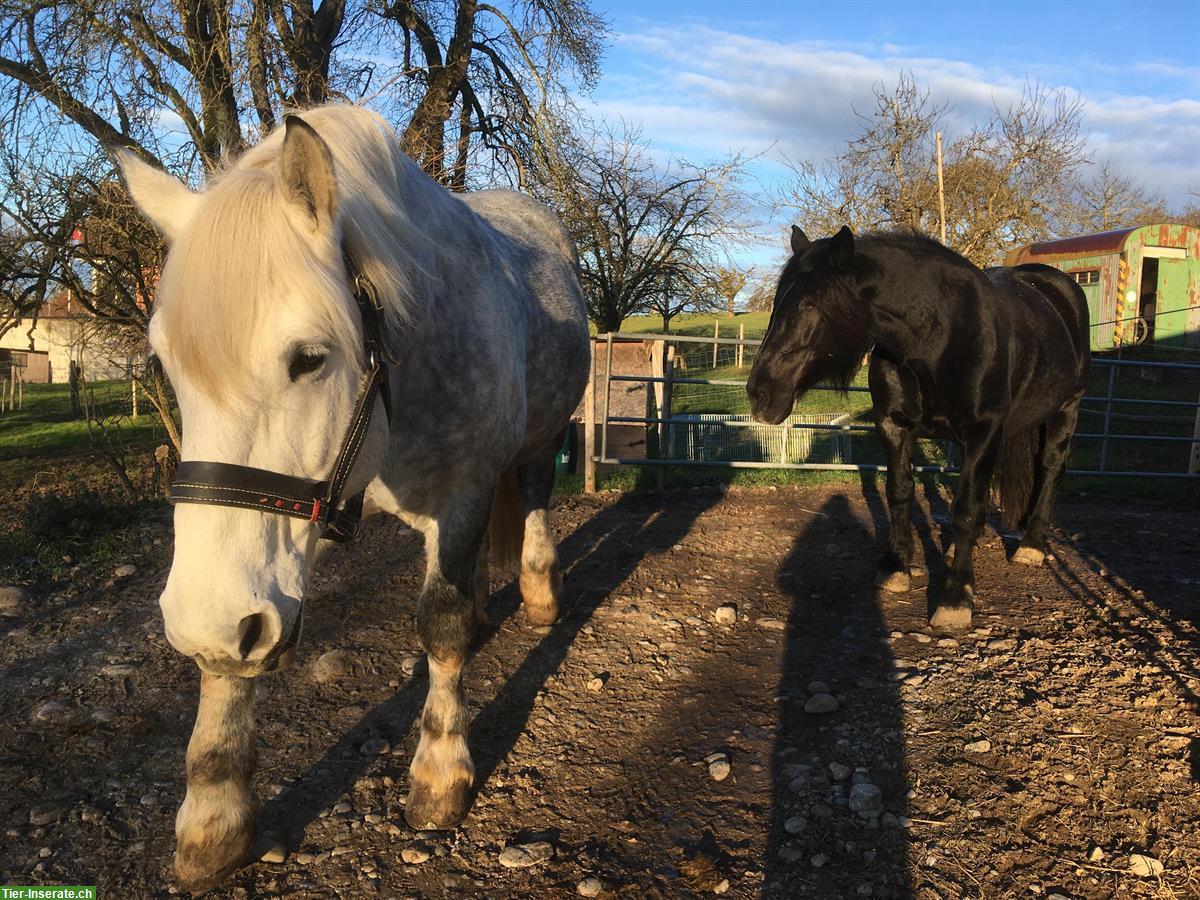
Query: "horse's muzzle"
190 607 303 678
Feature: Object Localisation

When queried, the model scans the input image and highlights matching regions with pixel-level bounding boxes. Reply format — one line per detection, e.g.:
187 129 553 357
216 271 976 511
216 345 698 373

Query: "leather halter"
168 252 394 543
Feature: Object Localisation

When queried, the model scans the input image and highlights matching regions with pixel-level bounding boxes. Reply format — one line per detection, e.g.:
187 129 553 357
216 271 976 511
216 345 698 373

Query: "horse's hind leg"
875 416 916 593
406 491 488 830
1015 400 1080 566
516 431 564 627
174 673 257 893
932 430 1001 629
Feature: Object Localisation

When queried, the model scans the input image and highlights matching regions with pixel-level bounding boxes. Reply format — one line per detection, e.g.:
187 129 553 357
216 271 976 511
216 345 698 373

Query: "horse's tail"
489 466 525 570
994 429 1040 531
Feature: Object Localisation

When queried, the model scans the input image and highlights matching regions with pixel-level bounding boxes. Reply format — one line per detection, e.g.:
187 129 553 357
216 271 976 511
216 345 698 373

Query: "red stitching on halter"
310 498 322 523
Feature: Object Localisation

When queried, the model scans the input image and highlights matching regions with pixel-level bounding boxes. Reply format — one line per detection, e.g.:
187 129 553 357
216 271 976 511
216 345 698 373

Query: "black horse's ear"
790 225 811 255
828 225 855 268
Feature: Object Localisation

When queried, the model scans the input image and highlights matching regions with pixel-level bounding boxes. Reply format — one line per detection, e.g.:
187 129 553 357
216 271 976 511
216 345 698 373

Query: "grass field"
0 380 168 461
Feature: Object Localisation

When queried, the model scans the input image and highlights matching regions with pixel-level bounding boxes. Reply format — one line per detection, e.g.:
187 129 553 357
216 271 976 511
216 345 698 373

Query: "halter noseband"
168 252 394 543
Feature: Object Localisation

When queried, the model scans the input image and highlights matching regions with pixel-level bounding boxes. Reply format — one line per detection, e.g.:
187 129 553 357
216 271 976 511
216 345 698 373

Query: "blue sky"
584 0 1200 267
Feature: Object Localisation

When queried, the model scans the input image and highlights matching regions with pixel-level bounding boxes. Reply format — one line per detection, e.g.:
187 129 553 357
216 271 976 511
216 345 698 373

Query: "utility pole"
936 131 946 245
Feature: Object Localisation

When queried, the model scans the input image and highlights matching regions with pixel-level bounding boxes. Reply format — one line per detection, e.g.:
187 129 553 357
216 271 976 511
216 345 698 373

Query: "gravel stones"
28 802 69 826
848 783 882 815
311 649 353 685
112 564 138 579
707 756 731 782
401 844 432 865
498 841 554 868
1128 854 1163 877
804 693 839 714
964 739 992 753
713 605 737 625
576 876 603 896
0 585 30 613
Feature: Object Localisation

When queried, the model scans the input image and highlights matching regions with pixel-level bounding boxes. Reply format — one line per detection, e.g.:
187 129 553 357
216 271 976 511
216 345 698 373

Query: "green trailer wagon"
1006 223 1200 351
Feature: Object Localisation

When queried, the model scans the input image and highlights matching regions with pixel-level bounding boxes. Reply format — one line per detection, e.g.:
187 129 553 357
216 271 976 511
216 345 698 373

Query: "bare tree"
0 0 606 449
1061 162 1168 234
743 272 777 313
780 74 1090 266
532 119 752 333
643 257 722 334
712 264 750 317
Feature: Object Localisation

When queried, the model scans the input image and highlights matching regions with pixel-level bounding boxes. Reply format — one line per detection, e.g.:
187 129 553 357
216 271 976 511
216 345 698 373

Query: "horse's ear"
117 151 200 243
279 115 338 230
828 225 855 269
790 225 811 255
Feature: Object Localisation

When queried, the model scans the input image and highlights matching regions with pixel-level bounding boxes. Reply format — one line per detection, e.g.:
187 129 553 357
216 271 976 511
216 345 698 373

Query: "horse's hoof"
875 569 911 593
174 825 253 895
930 604 973 630
405 778 472 831
1012 546 1045 567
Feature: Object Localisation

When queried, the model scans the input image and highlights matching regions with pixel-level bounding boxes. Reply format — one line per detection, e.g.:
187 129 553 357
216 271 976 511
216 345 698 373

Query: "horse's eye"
288 347 327 380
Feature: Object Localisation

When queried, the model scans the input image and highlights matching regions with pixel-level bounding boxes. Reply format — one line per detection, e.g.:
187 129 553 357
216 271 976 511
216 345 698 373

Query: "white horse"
120 105 590 892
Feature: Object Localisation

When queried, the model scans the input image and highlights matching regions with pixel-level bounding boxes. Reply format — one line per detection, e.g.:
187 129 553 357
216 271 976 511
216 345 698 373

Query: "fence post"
712 321 719 368
1099 363 1117 472
17 372 22 410
657 348 674 490
1189 384 1200 475
600 333 614 466
584 337 596 493
737 323 745 367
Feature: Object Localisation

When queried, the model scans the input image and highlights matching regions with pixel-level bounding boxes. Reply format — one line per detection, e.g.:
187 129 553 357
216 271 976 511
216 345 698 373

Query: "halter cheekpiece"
168 250 393 543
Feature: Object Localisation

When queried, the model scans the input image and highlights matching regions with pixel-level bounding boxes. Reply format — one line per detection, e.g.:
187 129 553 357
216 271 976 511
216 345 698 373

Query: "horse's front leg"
174 672 258 893
931 430 1001 629
875 416 916 593
406 495 487 830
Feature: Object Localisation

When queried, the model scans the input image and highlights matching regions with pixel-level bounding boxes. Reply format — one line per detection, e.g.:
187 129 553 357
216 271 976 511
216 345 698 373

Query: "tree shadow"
764 491 911 898
257 489 722 854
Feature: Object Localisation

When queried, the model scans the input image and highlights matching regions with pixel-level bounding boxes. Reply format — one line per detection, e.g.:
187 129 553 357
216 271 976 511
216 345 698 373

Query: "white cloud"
592 24 1200 208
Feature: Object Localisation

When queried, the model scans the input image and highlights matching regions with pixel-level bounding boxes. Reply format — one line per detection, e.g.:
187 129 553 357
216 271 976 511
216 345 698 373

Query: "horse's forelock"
155 105 430 402
156 170 360 402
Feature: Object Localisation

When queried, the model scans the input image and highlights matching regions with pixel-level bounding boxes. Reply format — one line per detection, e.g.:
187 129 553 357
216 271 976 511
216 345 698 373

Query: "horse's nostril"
237 613 266 660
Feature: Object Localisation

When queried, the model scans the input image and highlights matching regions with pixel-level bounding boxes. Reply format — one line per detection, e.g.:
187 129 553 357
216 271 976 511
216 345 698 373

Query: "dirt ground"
1 480 1197 899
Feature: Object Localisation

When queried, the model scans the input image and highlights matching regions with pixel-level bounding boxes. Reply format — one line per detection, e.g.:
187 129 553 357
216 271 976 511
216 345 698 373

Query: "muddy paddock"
1 482 1197 898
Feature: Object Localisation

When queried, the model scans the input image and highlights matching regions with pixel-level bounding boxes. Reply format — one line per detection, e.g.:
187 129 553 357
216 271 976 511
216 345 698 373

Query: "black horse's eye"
288 347 327 380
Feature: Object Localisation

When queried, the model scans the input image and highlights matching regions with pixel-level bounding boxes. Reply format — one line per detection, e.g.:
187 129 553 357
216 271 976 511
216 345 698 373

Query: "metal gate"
581 332 1200 490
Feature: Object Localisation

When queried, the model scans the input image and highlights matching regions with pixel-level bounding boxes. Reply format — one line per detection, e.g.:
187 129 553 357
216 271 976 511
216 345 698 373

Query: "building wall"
0 317 134 383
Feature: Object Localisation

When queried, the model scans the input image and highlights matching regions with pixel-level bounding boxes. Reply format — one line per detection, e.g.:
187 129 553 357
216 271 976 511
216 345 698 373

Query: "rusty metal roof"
1023 227 1139 258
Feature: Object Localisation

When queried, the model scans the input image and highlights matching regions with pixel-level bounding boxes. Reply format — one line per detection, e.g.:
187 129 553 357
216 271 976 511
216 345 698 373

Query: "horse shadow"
257 489 722 855
763 491 912 898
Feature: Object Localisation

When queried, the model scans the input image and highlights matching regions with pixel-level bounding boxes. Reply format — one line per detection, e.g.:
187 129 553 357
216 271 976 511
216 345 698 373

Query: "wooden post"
657 347 674 491
131 377 139 419
584 338 596 493
712 321 719 368
737 323 745 368
17 372 23 410
936 131 946 245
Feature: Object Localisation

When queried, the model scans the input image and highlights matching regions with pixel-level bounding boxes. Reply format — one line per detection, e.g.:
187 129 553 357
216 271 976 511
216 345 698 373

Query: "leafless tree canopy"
782 73 1095 266
0 0 607 447
531 120 753 333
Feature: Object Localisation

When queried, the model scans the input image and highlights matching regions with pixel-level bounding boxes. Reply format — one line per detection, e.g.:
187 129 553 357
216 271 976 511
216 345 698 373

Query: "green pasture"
0 380 167 461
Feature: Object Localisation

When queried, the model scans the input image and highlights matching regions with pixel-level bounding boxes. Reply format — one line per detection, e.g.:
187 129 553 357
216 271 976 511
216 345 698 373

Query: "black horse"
748 225 1090 628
